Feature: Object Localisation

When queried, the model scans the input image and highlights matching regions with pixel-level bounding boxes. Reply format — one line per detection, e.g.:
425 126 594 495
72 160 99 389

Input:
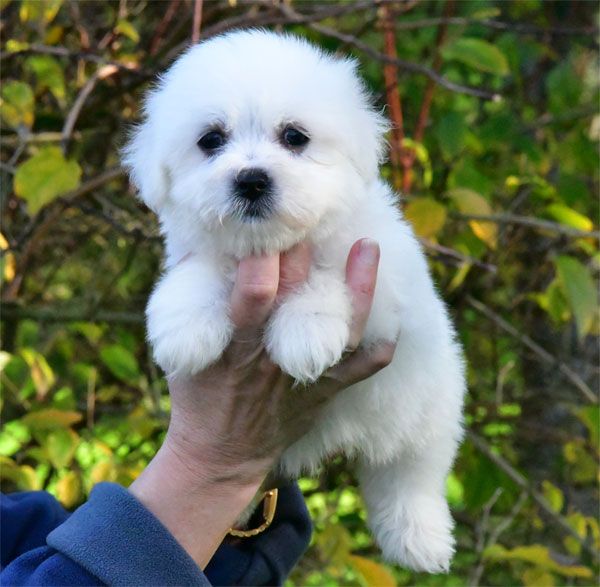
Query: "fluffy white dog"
124 30 465 573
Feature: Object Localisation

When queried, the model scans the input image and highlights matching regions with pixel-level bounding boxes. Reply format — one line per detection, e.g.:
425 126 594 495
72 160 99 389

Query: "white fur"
124 30 466 573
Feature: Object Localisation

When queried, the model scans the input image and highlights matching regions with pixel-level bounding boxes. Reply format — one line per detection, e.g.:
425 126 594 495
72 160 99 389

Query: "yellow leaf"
21 348 55 398
56 471 81 508
349 555 396 587
319 523 353 567
0 458 40 490
90 461 117 484
447 188 498 249
404 198 447 238
21 408 82 430
484 543 593 578
522 568 555 587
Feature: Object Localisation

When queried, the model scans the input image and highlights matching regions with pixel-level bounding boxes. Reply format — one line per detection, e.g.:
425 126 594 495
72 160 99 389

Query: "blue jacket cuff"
47 482 209 586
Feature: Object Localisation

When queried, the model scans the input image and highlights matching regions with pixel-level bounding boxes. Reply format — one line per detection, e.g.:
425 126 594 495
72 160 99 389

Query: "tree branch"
0 304 144 324
467 430 599 561
277 3 501 101
454 213 600 240
466 295 598 404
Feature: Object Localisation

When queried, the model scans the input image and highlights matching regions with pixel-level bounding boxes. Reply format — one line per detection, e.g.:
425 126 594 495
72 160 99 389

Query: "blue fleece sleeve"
2 483 209 586
1 490 70 567
2 481 311 586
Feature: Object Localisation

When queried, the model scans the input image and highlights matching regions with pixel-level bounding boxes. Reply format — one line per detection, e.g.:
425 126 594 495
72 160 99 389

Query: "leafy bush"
1 1 598 585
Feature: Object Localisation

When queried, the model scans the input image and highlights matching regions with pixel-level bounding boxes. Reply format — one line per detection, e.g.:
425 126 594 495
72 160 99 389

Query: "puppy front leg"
358 440 458 573
147 256 233 376
266 270 351 383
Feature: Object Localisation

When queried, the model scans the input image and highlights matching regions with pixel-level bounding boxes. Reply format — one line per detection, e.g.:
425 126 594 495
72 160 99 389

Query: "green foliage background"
1 1 598 586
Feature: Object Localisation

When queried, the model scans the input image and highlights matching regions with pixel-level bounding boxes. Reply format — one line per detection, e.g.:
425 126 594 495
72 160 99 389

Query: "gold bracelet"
228 489 279 538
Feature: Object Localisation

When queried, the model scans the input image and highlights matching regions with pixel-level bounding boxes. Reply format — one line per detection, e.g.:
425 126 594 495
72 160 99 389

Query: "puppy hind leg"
358 440 458 573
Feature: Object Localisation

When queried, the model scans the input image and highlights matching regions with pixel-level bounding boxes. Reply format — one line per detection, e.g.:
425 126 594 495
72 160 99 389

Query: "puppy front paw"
373 495 455 573
266 297 350 383
147 290 232 376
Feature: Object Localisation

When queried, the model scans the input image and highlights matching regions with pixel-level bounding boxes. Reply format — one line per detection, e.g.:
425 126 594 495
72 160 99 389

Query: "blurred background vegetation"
1 1 598 585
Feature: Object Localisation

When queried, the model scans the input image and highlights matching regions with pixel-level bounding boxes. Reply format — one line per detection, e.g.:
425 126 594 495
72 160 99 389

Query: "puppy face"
125 30 387 255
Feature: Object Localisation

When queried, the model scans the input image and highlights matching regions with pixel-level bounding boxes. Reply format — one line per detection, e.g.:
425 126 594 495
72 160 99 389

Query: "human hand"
129 238 397 568
165 238 396 487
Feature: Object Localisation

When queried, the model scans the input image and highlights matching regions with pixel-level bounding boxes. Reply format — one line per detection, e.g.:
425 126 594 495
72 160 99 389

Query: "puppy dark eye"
198 130 226 152
282 127 309 149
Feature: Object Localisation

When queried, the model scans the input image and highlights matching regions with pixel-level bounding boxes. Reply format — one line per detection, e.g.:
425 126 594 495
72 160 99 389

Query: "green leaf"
541 480 564 513
100 345 140 382
115 19 140 43
25 55 66 103
435 112 468 159
545 204 593 233
573 406 599 448
442 37 510 75
447 188 498 249
555 256 597 338
46 428 79 468
14 147 81 214
0 421 31 457
404 198 447 238
484 543 593 578
0 81 34 128
20 0 62 24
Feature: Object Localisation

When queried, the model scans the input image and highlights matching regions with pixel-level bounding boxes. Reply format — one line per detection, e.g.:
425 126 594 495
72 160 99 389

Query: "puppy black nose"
235 168 272 201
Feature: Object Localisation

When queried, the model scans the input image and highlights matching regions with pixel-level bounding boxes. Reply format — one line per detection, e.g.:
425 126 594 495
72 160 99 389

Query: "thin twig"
466 295 598 404
277 3 501 101
380 3 405 189
467 431 598 561
393 16 599 37
61 65 119 152
191 0 204 44
420 239 498 273
454 213 600 240
0 304 144 324
150 0 181 56
470 491 528 587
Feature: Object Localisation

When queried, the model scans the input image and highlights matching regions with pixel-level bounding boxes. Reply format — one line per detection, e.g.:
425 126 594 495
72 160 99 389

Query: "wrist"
163 422 275 489
129 440 264 569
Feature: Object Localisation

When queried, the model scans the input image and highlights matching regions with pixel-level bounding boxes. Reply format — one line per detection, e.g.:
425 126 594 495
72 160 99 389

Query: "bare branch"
393 16 599 37
454 213 600 240
420 238 498 273
277 3 501 101
466 295 598 404
0 304 144 324
192 0 204 44
467 431 599 561
61 65 119 152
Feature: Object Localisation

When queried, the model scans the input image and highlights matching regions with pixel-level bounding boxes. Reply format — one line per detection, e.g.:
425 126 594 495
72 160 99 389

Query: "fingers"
277 242 311 299
345 238 380 349
326 340 397 388
230 254 279 330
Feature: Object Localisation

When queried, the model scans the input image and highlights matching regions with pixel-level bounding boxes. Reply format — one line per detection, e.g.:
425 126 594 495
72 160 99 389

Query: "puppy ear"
352 107 389 180
343 60 390 180
123 112 170 214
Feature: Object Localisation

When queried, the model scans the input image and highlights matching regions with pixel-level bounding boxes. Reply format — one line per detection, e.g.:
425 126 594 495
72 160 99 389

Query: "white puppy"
124 30 465 573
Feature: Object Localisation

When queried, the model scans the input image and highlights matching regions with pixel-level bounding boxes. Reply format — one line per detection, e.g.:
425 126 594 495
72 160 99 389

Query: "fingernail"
359 238 380 265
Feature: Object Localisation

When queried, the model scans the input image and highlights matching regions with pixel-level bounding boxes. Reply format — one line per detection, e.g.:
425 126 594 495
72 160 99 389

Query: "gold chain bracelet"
228 488 279 538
